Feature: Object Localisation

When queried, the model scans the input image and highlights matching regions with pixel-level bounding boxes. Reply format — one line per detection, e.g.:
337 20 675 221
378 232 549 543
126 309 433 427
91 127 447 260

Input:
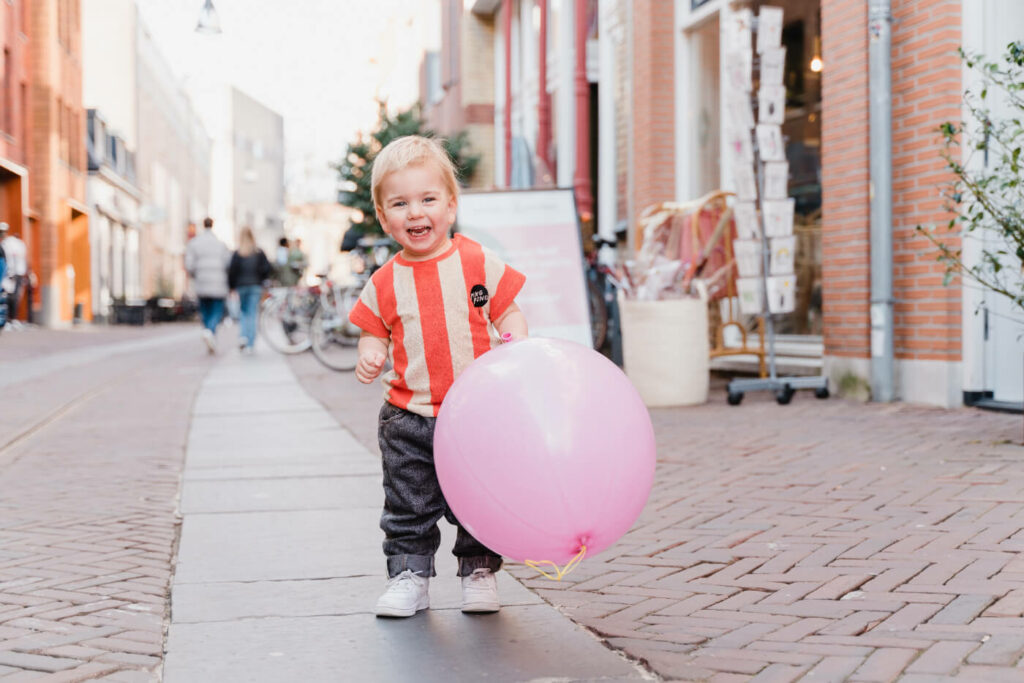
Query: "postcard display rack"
723 5 828 405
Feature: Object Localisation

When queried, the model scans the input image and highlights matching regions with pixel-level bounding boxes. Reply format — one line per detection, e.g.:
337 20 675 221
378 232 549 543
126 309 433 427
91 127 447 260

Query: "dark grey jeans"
378 402 503 578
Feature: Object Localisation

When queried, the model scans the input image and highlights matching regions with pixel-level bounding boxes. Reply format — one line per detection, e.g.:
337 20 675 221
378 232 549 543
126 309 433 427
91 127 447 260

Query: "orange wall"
27 0 89 323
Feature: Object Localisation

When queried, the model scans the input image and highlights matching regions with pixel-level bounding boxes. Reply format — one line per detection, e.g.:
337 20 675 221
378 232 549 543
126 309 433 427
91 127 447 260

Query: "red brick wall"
821 0 961 362
28 0 88 323
890 0 961 361
631 0 675 223
821 0 870 358
0 0 29 168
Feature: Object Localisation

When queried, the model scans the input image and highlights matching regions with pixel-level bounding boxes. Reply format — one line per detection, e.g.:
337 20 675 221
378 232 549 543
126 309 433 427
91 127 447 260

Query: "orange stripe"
460 238 493 359
490 265 526 320
412 263 453 409
348 300 388 338
376 262 413 411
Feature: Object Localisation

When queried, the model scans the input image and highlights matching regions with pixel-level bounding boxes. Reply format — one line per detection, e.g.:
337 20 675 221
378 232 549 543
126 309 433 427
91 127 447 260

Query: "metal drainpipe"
504 0 513 186
868 0 894 402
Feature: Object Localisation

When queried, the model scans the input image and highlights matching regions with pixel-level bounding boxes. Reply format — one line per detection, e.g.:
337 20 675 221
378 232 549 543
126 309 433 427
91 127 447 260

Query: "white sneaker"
202 329 216 353
375 570 429 617
461 568 500 613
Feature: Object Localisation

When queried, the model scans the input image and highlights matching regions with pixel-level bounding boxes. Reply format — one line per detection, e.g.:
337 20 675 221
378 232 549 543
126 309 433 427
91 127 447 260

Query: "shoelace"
465 569 492 586
388 572 421 592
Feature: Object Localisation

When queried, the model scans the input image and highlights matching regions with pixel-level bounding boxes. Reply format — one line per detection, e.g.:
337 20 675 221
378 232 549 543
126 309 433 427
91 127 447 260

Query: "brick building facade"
422 0 1024 409
422 0 497 190
0 0 30 320
821 0 968 405
28 0 89 325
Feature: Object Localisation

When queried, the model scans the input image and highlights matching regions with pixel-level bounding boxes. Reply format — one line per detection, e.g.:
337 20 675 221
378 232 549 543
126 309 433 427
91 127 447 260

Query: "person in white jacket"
184 217 231 352
0 222 27 325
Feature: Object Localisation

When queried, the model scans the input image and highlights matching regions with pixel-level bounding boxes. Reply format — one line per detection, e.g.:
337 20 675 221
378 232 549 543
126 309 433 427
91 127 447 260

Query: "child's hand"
356 351 386 384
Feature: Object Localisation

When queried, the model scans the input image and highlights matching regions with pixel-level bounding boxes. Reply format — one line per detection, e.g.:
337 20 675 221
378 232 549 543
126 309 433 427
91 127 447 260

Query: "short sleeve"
482 249 526 321
348 276 390 338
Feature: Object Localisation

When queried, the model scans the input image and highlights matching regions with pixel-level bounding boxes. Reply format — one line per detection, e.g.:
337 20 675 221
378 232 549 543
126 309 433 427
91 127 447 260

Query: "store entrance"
761 0 822 335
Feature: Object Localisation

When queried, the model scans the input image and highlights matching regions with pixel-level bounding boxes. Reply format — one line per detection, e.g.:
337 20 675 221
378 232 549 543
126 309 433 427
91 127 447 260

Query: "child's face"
376 163 457 261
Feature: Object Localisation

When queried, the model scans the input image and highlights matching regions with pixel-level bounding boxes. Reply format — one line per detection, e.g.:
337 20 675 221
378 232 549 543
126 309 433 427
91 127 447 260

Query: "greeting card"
757 7 784 54
755 124 785 162
734 239 763 278
763 161 789 199
737 277 765 315
733 201 760 240
762 198 795 237
760 47 786 85
766 275 796 313
758 84 786 125
769 235 796 275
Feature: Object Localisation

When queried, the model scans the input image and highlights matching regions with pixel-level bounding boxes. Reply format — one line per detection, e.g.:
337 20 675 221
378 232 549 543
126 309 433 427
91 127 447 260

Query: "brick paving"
2 325 1023 681
0 324 212 681
290 350 1024 681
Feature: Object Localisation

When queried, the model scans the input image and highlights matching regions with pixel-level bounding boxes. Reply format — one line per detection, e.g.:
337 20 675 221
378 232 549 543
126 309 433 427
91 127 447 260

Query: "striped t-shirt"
348 234 526 417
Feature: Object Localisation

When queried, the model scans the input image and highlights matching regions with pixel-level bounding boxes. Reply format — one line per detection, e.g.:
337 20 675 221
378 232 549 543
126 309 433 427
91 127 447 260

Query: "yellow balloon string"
524 545 587 581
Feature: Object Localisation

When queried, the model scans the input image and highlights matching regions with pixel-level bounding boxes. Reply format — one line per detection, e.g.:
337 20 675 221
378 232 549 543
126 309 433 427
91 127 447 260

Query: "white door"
978 0 1024 404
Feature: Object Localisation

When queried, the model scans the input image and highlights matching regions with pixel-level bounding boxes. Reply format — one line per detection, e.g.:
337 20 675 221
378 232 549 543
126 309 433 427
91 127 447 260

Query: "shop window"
774 4 822 335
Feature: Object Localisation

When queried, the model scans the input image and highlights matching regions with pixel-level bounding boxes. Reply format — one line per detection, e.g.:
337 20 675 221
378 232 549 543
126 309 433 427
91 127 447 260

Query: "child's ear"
446 195 458 225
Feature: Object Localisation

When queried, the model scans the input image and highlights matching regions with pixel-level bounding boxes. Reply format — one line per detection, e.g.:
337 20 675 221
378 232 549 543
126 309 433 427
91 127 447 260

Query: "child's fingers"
371 352 386 367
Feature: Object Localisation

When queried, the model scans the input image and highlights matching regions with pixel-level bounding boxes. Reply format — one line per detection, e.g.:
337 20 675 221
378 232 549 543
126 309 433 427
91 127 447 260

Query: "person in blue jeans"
185 217 231 353
227 227 272 354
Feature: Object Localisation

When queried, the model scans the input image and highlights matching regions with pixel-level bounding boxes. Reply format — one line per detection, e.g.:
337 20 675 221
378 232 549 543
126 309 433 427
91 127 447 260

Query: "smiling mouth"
407 226 431 236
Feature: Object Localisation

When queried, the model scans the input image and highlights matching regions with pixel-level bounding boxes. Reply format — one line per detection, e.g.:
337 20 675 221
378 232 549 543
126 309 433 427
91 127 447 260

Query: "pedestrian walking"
347 135 529 618
287 238 308 283
184 217 231 353
0 222 28 326
228 227 271 354
0 237 7 329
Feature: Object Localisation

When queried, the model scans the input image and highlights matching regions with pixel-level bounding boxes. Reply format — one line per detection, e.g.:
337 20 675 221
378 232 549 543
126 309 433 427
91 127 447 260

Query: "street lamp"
195 0 222 35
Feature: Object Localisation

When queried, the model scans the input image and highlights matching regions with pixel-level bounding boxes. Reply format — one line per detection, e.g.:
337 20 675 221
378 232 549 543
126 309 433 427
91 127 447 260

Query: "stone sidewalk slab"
164 349 650 682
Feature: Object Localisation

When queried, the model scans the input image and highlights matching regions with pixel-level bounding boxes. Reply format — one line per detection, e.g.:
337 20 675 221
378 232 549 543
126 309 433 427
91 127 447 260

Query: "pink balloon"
434 337 656 565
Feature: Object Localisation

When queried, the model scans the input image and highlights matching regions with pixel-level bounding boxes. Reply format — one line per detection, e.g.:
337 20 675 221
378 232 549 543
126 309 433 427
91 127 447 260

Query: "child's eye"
391 201 406 208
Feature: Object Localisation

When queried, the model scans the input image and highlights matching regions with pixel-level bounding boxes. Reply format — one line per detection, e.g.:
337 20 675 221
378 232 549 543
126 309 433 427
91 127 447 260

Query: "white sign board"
456 189 592 347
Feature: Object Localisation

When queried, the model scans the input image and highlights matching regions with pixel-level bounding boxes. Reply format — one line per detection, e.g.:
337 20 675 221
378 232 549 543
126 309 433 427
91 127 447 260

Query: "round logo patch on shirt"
470 284 489 308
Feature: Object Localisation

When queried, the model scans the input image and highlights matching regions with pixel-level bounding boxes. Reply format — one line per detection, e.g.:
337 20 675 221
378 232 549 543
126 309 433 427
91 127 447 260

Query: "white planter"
620 295 709 407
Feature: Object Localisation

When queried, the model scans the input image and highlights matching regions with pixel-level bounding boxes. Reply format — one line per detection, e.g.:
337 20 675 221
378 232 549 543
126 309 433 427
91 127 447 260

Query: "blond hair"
237 226 256 257
371 135 458 210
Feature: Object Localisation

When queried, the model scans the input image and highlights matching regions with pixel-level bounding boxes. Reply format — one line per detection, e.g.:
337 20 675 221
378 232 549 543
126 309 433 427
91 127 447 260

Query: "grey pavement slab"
178 473 382 513
164 607 642 683
183 459 380 481
165 348 650 682
174 507 382 583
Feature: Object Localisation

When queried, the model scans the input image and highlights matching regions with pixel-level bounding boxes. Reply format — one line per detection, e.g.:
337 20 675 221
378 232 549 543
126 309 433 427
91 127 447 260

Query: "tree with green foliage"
335 101 480 237
918 42 1024 314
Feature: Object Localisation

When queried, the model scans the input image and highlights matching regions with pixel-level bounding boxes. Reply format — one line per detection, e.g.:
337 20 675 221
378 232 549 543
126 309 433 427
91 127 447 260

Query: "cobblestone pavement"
289 351 1024 682
0 323 212 681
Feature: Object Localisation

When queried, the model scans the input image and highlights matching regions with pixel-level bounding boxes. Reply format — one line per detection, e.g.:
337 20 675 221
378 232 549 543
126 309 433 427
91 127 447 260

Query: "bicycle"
259 283 318 354
307 235 397 372
308 279 362 371
585 235 627 366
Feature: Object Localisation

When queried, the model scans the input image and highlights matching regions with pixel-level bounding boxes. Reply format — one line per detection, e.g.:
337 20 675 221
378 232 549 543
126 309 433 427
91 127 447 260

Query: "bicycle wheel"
587 277 608 350
310 305 360 372
260 291 312 354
